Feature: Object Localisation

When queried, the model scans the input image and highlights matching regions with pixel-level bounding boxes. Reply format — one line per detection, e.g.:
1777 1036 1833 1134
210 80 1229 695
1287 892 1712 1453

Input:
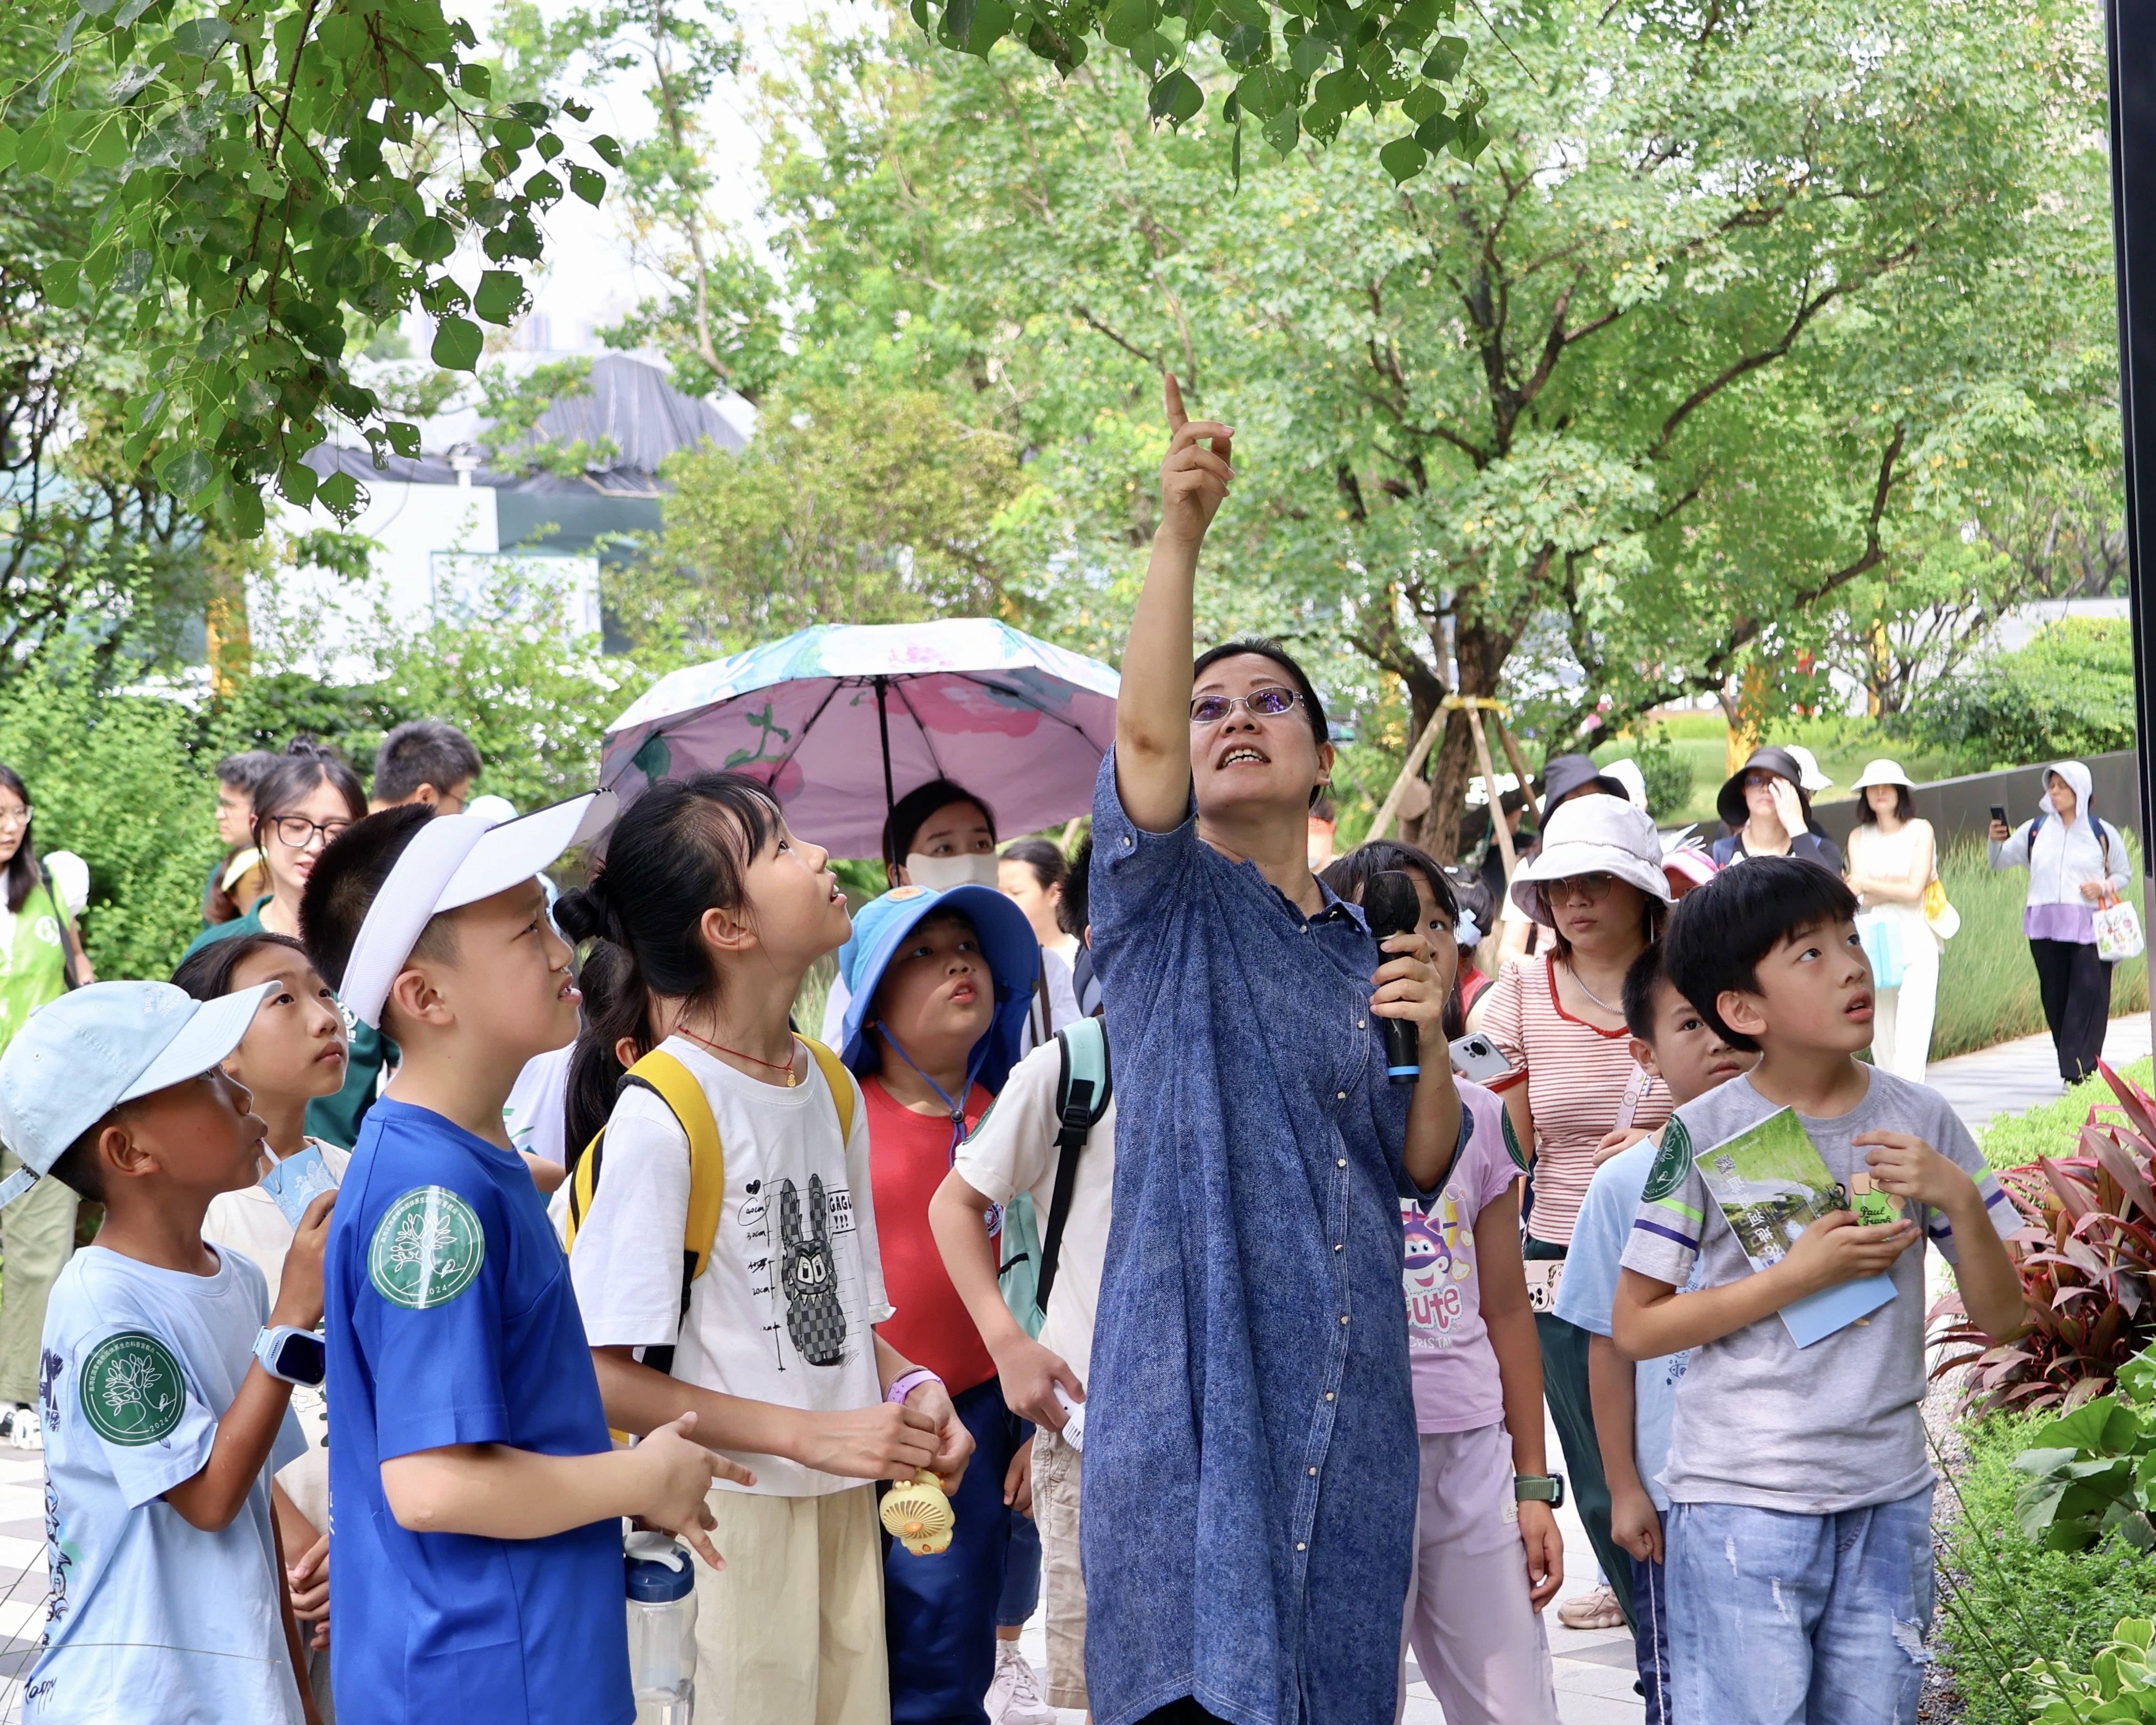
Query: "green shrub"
1982 1059 2156 1171
1935 1412 2156 1724
1906 617 2138 771
1931 835 2150 1061
0 653 224 983
2028 1617 2156 1722
1593 730 1693 820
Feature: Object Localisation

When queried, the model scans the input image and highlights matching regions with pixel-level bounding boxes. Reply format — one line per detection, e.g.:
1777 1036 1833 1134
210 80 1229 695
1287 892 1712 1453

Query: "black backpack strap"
1035 1026 1112 1314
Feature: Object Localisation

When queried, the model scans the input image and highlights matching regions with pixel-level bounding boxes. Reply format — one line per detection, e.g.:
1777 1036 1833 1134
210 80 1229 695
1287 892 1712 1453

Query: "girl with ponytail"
556 771 973 1725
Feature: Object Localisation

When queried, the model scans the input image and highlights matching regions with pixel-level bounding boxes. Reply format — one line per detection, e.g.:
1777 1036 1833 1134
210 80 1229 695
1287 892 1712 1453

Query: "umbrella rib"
890 679 950 783
761 681 850 782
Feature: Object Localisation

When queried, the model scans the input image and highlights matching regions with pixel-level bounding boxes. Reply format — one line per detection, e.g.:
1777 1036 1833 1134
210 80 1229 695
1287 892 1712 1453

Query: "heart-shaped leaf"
431 313 483 372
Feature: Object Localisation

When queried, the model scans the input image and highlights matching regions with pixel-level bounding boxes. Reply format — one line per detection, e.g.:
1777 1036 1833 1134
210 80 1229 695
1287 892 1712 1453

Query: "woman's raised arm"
1116 374 1234 835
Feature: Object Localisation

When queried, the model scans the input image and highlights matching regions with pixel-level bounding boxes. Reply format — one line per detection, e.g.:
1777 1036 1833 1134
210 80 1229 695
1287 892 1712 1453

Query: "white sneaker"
0 1403 41 1452
986 1637 1056 1725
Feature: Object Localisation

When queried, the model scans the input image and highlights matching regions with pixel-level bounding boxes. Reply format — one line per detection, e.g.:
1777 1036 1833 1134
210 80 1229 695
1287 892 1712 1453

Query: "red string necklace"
677 1026 800 1085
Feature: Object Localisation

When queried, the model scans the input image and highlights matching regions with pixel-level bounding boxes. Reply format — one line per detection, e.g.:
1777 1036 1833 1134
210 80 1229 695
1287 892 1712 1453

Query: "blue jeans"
998 1508 1042 1629
1666 1487 1935 1725
1628 1553 1670 1725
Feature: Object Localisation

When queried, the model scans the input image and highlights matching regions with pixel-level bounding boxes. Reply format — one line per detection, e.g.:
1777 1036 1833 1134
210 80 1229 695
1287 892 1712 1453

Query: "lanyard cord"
876 1024 974 1159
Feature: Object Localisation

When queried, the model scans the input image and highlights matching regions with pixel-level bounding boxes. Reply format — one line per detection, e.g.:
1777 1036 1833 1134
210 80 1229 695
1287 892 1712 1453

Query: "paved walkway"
1924 1010 2151 1134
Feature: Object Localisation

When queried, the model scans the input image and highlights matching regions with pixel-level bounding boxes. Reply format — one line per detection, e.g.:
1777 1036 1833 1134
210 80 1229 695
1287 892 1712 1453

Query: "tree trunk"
1411 618 1513 861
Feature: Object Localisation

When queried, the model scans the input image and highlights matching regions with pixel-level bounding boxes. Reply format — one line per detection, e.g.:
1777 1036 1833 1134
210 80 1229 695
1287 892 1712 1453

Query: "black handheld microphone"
1363 870 1423 1085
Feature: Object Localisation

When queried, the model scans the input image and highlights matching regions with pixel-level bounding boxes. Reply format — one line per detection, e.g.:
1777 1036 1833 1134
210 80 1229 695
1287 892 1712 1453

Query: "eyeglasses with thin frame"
1546 871 1619 904
0 806 31 830
1742 770 1788 793
269 815 353 850
1189 686 1305 725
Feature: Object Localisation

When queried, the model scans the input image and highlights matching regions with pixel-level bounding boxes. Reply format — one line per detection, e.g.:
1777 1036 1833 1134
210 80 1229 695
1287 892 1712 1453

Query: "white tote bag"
2095 892 2145 965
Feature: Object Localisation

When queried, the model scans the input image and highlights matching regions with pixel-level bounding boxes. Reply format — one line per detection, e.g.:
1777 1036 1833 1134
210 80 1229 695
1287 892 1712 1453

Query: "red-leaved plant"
1932 1061 2156 1413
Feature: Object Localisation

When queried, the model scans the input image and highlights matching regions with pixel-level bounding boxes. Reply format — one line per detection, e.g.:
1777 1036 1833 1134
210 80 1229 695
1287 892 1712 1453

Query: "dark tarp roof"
305 353 746 497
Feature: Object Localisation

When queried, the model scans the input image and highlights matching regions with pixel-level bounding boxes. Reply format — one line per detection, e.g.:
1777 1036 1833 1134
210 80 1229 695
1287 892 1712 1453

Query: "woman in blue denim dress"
1079 377 1465 1725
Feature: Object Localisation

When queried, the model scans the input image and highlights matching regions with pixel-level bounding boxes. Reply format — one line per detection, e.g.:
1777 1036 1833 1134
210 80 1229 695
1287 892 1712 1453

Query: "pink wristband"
886 1368 942 1406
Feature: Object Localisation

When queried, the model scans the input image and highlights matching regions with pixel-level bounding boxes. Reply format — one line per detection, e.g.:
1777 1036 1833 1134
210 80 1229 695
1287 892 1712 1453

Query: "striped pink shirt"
1479 955 1670 1248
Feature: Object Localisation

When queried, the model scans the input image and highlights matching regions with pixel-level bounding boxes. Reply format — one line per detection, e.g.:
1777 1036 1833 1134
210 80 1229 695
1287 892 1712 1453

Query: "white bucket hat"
1510 794 1675 925
1849 759 1916 793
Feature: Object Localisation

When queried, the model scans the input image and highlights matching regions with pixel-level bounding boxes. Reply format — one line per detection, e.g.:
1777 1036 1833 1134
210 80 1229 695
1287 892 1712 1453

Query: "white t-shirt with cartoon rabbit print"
567 1036 894 1496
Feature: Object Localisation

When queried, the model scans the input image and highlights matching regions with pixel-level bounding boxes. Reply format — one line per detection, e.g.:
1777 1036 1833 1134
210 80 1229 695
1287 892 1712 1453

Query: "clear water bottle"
625 1535 697 1725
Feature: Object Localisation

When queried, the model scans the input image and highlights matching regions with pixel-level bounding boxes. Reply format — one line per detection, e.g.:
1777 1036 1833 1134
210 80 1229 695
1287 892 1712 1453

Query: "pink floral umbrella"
600 619 1121 858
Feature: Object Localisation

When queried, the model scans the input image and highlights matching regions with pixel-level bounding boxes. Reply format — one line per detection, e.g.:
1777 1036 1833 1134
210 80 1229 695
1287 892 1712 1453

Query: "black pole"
875 674 897 870
2107 0 2156 1061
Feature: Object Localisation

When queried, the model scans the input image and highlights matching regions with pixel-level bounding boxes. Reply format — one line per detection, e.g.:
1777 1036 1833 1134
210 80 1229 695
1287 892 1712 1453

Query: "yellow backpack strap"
619 1050 725 1292
801 1037 857 1147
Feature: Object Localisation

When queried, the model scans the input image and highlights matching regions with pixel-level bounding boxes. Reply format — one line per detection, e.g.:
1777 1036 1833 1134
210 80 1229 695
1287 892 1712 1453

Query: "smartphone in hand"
1990 804 2009 828
1449 1034 1515 1083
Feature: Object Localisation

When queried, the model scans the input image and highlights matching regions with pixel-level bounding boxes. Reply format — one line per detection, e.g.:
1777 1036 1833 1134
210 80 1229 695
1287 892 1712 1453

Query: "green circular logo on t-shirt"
369 1186 487 1309
1643 1116 1695 1203
80 1332 187 1446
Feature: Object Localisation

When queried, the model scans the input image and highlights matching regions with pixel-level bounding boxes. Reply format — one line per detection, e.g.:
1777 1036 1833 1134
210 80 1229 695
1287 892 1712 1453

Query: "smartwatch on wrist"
1514 1473 1566 1508
254 1325 327 1388
885 1367 942 1407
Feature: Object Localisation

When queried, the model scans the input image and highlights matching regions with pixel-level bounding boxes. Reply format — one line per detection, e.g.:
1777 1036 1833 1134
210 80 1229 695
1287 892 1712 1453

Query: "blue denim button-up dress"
1080 754 1423 1725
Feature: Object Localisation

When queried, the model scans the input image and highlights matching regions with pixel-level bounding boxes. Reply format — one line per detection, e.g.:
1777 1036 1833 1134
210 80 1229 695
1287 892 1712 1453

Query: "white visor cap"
339 793 613 1031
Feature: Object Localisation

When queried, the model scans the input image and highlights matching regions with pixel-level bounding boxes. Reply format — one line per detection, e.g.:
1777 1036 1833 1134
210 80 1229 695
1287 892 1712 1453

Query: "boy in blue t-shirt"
0 979 330 1725
1555 946 1755 1724
302 797 735 1725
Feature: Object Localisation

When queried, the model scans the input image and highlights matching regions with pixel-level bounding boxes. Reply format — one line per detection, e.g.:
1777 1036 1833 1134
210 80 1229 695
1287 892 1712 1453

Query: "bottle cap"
625 1540 694 1602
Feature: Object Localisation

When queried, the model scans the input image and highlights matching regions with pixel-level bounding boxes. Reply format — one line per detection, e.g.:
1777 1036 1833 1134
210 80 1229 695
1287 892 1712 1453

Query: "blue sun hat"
837 883 1039 1100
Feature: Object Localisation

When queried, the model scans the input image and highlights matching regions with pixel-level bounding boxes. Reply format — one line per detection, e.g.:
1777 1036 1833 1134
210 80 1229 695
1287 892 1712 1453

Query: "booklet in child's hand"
1692 1107 1897 1348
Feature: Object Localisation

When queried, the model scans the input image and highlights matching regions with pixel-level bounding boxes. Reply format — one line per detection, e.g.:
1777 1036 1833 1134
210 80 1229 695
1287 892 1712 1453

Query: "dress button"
1336 1155 1346 1166
1308 1466 1318 1476
1357 1018 1366 1029
1339 1314 1350 1324
1336 1092 1346 1101
1333 1243 1342 1252
1297 1541 1308 1552
1122 835 1132 848
1325 1392 1335 1401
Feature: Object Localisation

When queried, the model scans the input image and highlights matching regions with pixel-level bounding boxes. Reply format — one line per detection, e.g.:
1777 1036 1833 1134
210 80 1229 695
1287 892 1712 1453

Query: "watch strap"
1514 1473 1565 1506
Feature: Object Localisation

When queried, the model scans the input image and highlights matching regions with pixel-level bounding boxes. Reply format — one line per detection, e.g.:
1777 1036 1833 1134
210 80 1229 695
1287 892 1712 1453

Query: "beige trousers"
692 1484 888 1725
0 1152 75 1405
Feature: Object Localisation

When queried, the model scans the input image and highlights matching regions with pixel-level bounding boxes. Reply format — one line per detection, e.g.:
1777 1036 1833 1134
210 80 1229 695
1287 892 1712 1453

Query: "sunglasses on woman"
1189 686 1305 725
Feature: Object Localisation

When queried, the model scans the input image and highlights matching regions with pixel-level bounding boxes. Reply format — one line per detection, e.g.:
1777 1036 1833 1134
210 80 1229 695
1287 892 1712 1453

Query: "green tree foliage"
617 377 1029 656
4 0 620 531
1905 618 2138 770
744 0 2110 853
904 0 1492 177
478 0 787 401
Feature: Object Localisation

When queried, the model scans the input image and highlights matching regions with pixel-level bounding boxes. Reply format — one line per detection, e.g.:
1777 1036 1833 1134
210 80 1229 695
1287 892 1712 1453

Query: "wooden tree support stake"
1358 706 1449 847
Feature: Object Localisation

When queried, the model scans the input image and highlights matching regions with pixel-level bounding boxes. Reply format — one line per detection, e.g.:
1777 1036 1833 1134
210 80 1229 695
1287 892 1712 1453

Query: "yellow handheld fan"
880 1470 955 1556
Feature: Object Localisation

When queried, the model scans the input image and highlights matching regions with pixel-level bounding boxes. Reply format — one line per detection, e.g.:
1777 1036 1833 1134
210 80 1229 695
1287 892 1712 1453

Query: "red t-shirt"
865 1075 999 1396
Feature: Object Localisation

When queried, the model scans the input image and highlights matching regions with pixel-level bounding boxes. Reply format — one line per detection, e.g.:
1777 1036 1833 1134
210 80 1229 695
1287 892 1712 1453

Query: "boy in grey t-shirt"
1613 858 2025 1725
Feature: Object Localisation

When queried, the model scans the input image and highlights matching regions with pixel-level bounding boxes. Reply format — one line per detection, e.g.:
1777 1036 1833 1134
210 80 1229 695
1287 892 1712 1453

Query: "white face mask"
904 851 1001 891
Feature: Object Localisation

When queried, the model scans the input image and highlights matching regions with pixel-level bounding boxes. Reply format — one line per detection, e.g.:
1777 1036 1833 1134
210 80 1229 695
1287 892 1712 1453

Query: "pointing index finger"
1164 371 1187 432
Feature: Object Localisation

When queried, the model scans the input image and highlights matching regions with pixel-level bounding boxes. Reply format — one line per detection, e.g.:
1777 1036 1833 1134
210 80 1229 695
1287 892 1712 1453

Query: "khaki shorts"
693 1484 888 1725
1032 1426 1088 1710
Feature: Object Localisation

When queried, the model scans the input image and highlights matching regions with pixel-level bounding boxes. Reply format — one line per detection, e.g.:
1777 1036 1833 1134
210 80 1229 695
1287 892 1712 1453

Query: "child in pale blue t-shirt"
1555 947 1755 1725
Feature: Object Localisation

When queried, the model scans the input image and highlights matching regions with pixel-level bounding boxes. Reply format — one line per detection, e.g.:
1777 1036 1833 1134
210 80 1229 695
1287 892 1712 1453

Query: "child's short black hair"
171 931 309 1002
1059 835 1093 938
1665 856 1860 1051
1622 945 1668 1042
48 1109 123 1203
298 803 441 995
